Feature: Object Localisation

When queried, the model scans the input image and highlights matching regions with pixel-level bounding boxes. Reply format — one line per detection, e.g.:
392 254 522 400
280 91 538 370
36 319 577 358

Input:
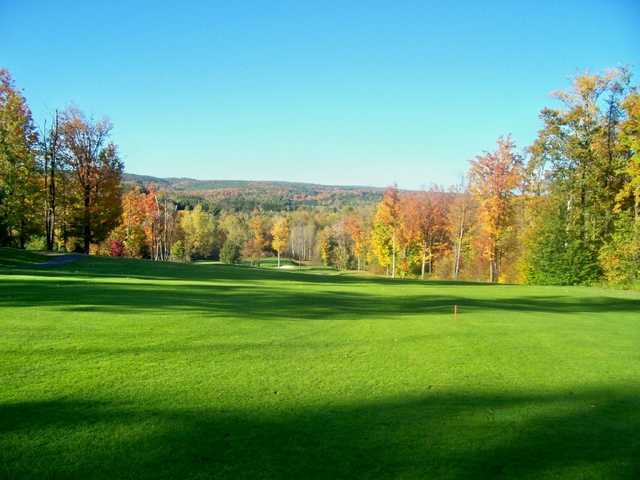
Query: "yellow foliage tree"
617 92 640 220
243 212 268 266
179 204 215 261
271 217 290 268
371 186 400 278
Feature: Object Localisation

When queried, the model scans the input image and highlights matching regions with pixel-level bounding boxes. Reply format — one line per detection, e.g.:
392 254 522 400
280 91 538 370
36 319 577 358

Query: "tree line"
0 69 123 253
1 67 638 286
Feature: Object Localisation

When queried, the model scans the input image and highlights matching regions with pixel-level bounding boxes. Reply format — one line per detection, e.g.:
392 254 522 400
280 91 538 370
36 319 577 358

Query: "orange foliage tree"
468 136 522 282
344 213 369 271
118 187 146 257
400 189 449 279
61 107 123 253
243 212 268 266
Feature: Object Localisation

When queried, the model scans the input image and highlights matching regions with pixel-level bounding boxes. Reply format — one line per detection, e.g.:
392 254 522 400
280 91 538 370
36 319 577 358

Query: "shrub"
95 241 111 257
64 237 82 253
220 239 241 264
25 236 46 251
599 212 640 287
171 240 185 262
109 239 124 257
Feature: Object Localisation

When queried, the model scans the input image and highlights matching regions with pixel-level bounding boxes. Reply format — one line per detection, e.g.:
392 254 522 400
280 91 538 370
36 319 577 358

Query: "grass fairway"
0 248 48 268
1 252 639 479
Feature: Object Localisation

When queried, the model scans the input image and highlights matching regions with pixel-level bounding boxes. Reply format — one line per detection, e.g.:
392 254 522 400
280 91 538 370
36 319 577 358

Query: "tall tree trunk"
163 196 169 261
391 232 396 279
489 244 498 283
83 188 91 254
44 152 50 250
19 217 25 249
46 159 56 251
45 113 58 251
420 244 426 280
277 250 280 268
454 201 466 280
579 166 587 240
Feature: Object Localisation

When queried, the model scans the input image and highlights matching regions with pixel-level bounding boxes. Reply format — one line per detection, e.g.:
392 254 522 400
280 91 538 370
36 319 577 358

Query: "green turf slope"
1 254 639 479
0 247 47 267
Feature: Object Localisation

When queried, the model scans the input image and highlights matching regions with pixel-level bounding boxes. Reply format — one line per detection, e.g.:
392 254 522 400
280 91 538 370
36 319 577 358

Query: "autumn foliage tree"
243 212 268 266
179 204 215 261
319 226 333 267
344 213 369 271
2 65 639 289
117 187 146 257
39 111 63 251
178 206 210 261
0 69 40 247
141 184 177 261
469 136 522 283
371 186 401 278
616 91 640 222
400 189 449 279
271 216 290 267
599 90 640 285
446 182 475 280
526 69 636 285
61 107 123 253
288 210 318 263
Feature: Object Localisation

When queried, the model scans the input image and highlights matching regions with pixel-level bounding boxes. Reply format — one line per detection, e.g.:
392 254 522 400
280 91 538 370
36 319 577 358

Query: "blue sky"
2 1 638 188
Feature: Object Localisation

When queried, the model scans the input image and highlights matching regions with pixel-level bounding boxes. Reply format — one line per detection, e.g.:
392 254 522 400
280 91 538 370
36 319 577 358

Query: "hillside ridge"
124 173 387 192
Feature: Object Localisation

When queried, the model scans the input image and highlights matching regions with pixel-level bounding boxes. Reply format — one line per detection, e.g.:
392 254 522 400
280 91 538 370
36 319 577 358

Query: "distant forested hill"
123 173 386 212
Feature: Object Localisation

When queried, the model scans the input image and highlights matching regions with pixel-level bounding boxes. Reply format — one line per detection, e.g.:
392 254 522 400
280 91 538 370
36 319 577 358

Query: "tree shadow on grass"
1 388 638 479
4 255 494 288
1 275 639 320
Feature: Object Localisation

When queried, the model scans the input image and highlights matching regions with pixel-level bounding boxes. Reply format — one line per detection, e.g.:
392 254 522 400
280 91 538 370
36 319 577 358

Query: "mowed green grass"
1 251 639 479
0 248 48 268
